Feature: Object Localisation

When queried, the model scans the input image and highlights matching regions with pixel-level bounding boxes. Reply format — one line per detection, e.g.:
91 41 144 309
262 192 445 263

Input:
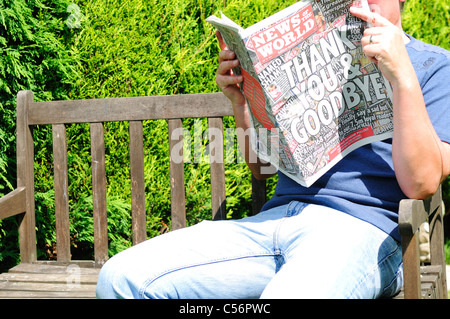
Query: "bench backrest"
11 90 267 265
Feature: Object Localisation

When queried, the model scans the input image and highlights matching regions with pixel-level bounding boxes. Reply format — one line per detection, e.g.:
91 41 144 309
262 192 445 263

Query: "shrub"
0 0 81 271
402 0 450 51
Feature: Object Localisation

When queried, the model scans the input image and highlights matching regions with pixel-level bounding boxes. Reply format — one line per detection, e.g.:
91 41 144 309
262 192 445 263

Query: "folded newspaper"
207 0 394 187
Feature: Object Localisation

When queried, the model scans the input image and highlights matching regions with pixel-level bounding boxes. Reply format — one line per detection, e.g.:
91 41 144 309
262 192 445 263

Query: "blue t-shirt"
261 35 450 242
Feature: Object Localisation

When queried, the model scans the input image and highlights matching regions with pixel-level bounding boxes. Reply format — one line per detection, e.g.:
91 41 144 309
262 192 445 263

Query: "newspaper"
207 0 394 187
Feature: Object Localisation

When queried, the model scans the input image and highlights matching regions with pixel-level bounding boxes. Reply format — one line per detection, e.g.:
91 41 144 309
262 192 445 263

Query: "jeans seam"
273 201 308 258
380 261 403 297
273 217 285 254
139 253 276 298
349 242 401 298
272 201 304 256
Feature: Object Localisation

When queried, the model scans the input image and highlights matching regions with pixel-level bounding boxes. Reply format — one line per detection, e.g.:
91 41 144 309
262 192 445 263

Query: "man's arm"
351 7 450 199
215 31 276 180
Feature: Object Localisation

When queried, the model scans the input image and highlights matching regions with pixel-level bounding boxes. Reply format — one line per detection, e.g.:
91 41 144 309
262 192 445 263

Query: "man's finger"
216 73 243 87
349 6 391 27
217 58 239 76
218 50 237 64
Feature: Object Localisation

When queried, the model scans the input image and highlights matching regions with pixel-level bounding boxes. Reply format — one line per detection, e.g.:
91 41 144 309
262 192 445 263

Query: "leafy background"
0 0 449 272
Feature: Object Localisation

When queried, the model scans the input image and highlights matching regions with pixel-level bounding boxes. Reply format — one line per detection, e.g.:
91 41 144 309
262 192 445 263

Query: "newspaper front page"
207 0 394 187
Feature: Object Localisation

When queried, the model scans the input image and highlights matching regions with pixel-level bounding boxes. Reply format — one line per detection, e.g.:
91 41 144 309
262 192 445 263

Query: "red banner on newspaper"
248 5 317 64
328 126 374 161
241 68 275 130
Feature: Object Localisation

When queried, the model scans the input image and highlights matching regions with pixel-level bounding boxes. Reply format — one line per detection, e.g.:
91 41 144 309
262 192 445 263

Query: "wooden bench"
396 187 448 299
0 90 447 299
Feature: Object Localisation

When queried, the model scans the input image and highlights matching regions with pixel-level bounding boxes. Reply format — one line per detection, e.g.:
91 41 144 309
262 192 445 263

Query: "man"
96 0 450 298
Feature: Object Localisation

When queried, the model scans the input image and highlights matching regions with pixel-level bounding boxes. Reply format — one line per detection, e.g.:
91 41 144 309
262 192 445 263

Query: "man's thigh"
261 204 403 299
96 207 289 299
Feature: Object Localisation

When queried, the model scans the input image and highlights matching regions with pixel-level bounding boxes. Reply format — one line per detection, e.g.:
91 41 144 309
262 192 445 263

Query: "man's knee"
96 253 136 299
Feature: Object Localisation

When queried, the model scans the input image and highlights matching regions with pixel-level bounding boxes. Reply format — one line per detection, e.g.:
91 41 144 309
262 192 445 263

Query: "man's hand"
350 6 410 87
215 31 246 108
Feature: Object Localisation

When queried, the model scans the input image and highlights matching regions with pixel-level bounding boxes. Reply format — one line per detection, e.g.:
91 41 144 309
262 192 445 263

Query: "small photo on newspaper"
207 0 393 187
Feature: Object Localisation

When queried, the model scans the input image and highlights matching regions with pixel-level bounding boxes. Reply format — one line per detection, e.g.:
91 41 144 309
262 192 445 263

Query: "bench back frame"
6 90 266 265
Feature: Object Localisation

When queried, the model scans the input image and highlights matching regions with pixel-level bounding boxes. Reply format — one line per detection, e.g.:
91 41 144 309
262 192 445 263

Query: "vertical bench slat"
168 119 186 230
16 90 37 263
52 124 71 262
251 176 266 216
90 123 109 264
129 121 147 245
208 117 226 220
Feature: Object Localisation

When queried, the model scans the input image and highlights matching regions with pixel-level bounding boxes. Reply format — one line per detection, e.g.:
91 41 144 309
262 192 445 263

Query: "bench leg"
401 232 422 299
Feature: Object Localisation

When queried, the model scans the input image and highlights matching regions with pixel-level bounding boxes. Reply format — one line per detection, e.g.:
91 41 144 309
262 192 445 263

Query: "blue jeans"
96 202 403 299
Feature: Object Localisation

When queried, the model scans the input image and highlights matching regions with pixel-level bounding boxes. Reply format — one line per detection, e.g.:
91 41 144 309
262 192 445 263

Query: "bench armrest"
398 185 447 299
398 185 442 236
0 187 27 220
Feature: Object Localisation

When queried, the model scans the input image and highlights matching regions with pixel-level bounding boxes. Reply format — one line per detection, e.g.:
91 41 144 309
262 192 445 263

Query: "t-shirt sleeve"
420 52 450 144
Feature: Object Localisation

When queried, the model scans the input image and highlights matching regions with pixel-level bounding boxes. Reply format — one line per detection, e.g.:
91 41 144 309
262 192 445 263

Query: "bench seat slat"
0 290 96 299
0 262 100 299
0 272 98 285
8 262 100 274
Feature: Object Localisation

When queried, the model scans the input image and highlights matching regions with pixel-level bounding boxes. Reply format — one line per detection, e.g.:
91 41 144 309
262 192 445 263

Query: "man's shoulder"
406 35 450 82
406 35 450 63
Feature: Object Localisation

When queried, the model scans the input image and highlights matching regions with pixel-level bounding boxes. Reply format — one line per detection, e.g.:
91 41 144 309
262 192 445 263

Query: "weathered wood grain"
168 119 186 230
0 187 26 220
129 121 147 244
52 124 71 262
28 92 233 125
16 90 36 263
208 117 226 221
0 263 100 299
90 123 109 264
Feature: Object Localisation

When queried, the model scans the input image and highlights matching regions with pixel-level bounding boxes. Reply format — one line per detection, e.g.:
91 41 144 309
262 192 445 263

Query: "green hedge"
0 0 448 271
402 0 450 51
0 0 80 270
